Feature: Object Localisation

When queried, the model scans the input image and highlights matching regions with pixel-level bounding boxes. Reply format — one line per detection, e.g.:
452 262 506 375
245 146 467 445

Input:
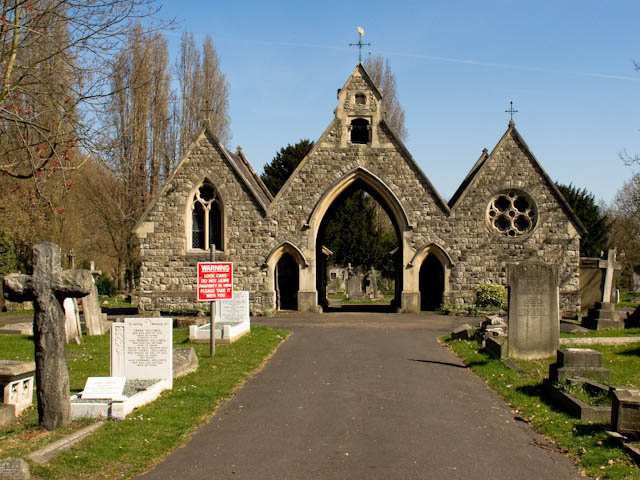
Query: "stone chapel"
134 63 585 315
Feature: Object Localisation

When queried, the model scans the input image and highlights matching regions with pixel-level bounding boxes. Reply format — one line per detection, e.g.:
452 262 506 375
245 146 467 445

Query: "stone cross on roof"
2 242 93 430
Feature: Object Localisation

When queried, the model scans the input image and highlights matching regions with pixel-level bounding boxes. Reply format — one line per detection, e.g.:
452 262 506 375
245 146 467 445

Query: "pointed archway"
276 252 299 310
311 168 409 312
419 254 444 311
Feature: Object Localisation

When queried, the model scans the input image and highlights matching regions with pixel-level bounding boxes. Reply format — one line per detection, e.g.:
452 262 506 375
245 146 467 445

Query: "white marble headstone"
110 318 173 388
220 291 250 323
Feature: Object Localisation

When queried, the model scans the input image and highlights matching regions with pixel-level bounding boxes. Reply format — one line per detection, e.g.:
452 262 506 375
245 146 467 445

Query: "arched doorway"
276 253 299 310
315 178 402 312
419 254 444 311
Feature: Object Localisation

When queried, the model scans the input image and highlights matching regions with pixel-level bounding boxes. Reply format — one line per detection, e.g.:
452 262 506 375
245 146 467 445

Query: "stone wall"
134 65 582 316
135 131 274 313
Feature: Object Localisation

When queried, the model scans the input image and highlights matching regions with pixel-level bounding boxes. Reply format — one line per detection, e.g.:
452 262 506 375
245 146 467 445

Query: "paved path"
139 312 583 479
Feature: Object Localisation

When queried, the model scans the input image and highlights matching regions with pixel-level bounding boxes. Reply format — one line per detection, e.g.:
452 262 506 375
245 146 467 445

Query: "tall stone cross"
600 248 621 303
2 242 93 430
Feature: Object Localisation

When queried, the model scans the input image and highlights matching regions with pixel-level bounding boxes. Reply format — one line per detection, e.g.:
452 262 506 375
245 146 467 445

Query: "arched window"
190 181 223 250
350 118 370 144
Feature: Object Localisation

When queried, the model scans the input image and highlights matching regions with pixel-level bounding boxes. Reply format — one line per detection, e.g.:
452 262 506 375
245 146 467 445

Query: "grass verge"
0 325 288 479
442 336 640 479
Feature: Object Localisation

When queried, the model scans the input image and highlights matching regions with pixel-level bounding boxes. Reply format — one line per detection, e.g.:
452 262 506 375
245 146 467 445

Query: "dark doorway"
276 253 299 310
419 254 444 311
316 179 402 312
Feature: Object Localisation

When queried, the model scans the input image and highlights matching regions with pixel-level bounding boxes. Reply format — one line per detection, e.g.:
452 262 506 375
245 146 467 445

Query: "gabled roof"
134 125 272 235
348 62 383 100
448 121 587 236
268 63 451 216
377 117 450 215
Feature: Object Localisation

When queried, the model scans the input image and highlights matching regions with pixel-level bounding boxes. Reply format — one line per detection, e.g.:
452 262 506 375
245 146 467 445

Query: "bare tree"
609 172 640 288
99 24 172 290
176 32 230 157
363 55 407 142
0 0 168 203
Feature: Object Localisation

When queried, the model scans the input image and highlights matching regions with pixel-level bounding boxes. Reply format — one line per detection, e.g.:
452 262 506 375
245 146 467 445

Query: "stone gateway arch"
134 64 585 315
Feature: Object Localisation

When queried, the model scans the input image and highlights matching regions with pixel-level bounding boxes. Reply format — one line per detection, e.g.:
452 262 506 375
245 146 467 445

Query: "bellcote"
335 63 384 148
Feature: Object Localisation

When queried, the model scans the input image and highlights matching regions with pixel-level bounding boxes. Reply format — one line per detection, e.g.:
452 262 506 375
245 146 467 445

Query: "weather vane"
505 101 518 123
349 26 371 63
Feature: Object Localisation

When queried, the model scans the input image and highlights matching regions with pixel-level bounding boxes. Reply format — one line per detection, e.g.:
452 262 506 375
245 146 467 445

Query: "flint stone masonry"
135 64 583 316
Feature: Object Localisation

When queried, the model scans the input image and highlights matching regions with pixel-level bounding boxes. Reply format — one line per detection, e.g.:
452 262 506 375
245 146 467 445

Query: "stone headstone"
2 242 93 430
63 298 82 343
0 458 30 480
485 336 507 359
111 318 173 388
611 388 640 436
0 323 33 335
81 282 104 336
0 404 16 429
451 324 473 341
548 348 611 383
220 291 250 323
583 301 623 330
507 261 559 360
173 348 199 378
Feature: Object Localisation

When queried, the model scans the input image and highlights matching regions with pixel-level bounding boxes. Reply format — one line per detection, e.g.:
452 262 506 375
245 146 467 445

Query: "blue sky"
159 1 640 204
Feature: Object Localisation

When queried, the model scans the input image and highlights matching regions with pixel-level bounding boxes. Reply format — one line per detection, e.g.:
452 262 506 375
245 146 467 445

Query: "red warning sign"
197 262 233 301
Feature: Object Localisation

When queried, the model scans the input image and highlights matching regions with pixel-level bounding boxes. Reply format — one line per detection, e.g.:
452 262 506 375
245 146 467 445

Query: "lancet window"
190 181 223 250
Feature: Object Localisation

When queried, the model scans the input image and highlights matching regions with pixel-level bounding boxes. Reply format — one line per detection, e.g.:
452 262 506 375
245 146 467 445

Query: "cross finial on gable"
505 101 518 126
349 26 371 63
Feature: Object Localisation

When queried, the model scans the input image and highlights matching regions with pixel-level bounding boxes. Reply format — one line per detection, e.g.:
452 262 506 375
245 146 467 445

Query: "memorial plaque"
507 261 559 360
220 290 250 323
81 377 126 400
0 458 30 480
123 318 173 388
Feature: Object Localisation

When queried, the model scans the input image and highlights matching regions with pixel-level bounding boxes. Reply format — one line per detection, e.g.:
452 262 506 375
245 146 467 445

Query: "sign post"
197 246 233 357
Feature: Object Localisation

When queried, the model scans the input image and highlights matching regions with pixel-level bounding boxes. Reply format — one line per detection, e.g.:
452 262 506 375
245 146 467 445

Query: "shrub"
476 284 507 309
96 274 117 296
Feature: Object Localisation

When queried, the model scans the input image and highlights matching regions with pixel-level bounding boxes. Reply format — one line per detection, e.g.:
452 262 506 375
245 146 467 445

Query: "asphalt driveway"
138 312 582 479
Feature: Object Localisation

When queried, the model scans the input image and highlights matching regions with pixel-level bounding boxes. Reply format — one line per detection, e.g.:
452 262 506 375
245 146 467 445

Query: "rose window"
487 190 537 238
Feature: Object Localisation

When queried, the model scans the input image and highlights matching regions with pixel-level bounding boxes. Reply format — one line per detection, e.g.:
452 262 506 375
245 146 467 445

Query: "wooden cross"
505 101 518 124
3 242 93 430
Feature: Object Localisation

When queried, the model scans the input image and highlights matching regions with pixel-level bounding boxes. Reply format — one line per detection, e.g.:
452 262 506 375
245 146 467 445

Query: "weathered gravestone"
0 458 30 480
548 348 611 383
507 261 559 360
63 298 82 343
2 242 93 430
583 249 623 330
81 284 105 336
611 388 640 436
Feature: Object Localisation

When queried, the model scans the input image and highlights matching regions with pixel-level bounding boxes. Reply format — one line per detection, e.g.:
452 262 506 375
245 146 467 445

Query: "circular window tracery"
487 190 537 238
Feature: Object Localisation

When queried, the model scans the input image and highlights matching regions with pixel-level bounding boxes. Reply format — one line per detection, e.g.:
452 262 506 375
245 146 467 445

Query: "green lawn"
0 325 288 479
443 336 640 479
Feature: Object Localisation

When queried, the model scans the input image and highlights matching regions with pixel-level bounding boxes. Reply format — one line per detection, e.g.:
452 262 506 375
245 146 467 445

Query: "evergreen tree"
556 182 610 257
261 139 314 196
